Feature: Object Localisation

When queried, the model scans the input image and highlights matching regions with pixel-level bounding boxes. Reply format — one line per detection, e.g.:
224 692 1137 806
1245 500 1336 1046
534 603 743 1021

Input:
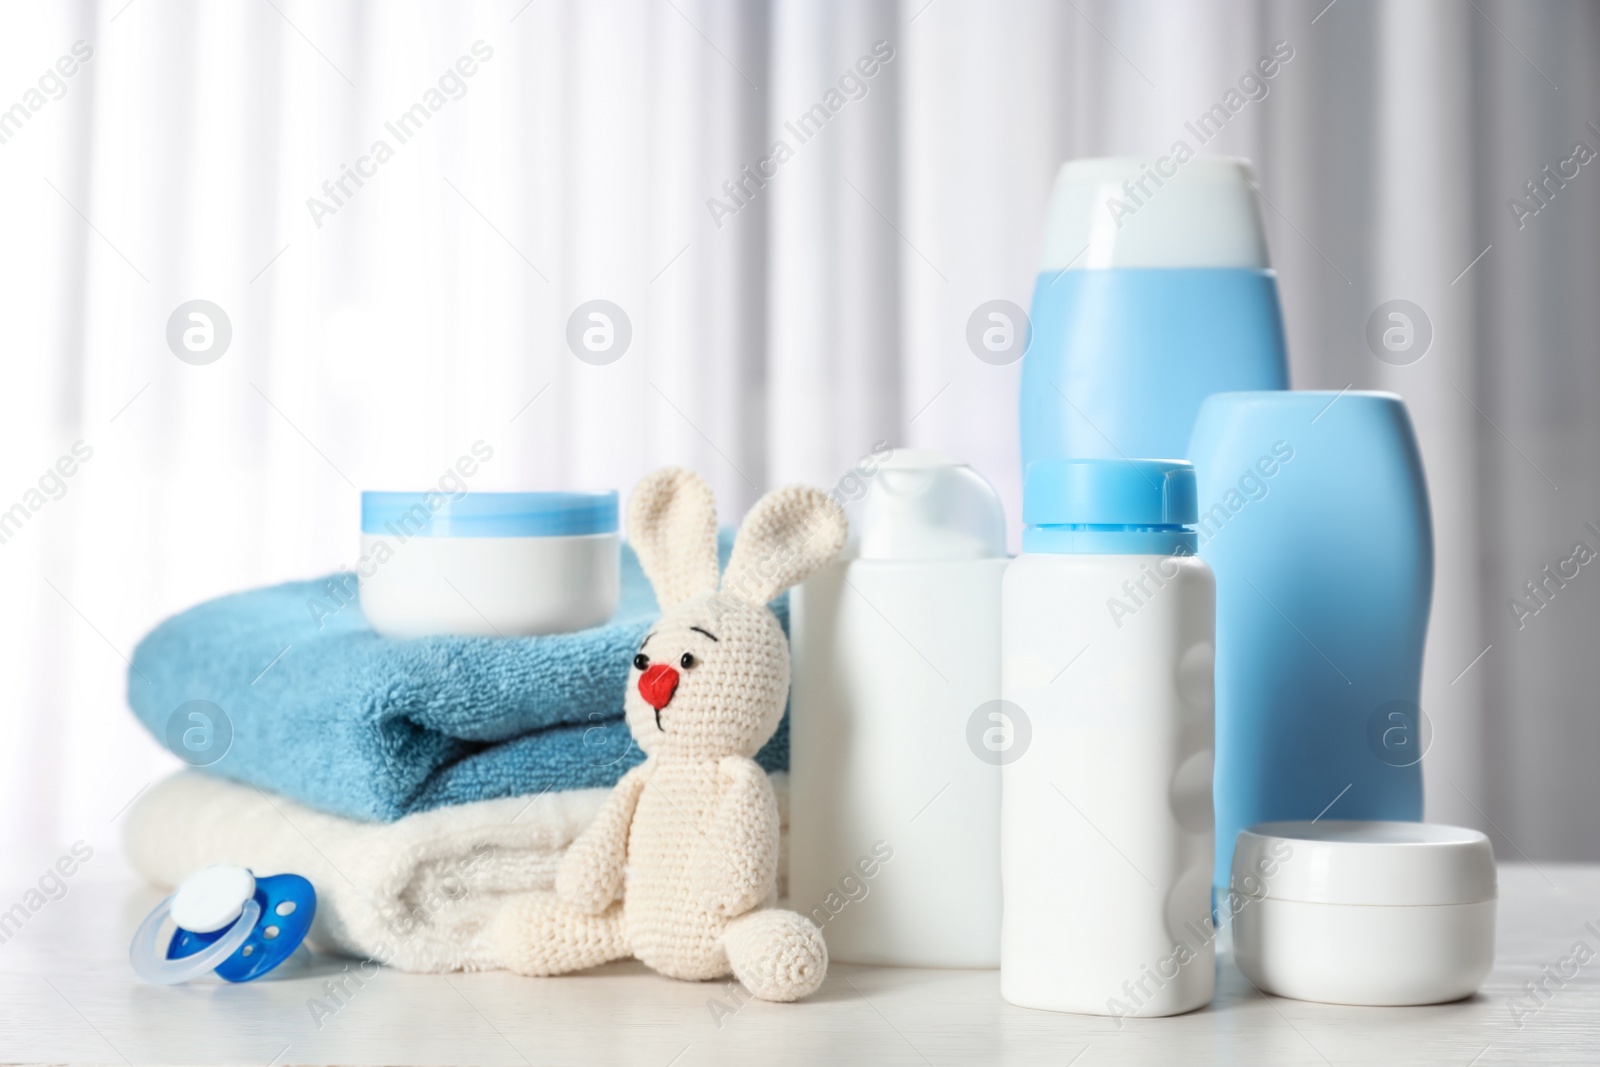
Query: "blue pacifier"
130 864 316 984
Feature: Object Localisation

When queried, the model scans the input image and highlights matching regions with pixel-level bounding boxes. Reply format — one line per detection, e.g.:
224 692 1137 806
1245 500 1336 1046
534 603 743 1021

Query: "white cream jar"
1231 820 1496 1006
358 490 619 638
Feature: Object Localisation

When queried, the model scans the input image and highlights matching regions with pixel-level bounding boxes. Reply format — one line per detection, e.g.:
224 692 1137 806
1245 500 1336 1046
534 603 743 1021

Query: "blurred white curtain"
1 0 1596 862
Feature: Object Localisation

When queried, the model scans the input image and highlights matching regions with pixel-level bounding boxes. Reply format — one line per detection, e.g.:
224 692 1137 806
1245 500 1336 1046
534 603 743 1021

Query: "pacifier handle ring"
129 894 260 985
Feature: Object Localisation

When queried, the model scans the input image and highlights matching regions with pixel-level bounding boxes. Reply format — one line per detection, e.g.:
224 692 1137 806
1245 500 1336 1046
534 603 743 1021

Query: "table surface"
1 859 1596 1066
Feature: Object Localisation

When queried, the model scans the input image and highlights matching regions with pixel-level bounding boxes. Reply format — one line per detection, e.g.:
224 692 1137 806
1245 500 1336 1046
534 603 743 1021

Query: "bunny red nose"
638 664 680 711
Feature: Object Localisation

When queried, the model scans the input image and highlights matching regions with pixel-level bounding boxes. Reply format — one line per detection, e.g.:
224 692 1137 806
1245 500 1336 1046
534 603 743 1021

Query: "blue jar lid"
361 490 618 537
1023 460 1197 555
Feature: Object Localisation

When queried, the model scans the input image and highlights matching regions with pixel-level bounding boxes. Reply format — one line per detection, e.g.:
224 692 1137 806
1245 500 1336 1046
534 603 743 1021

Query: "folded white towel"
124 771 789 973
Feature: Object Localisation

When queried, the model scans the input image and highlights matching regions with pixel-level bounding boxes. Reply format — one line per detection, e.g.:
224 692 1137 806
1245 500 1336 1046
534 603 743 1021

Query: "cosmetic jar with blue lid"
358 490 620 638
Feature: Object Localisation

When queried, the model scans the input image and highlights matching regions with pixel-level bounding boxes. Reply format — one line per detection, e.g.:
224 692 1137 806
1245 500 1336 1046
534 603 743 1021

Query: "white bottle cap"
1040 156 1270 271
858 450 1006 561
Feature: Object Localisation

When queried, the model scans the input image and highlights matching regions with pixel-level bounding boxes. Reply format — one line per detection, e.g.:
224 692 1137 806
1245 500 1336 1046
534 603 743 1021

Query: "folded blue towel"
127 535 787 822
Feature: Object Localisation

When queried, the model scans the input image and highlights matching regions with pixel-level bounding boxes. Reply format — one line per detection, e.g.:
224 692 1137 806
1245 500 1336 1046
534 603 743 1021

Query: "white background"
0 0 1595 863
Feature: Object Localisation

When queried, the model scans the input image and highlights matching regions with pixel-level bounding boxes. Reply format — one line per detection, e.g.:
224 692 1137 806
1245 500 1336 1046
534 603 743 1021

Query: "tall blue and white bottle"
1021 156 1289 467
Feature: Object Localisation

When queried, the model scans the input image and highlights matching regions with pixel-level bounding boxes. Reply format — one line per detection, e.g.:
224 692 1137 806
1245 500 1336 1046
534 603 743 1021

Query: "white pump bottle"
788 450 1008 967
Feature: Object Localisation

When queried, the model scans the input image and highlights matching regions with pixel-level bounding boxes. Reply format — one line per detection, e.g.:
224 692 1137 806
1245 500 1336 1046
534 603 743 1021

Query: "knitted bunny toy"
493 467 847 1001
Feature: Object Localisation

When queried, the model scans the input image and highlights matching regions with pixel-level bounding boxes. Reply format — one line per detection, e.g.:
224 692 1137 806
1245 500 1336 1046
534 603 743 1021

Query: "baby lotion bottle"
1001 459 1214 1016
789 450 1007 967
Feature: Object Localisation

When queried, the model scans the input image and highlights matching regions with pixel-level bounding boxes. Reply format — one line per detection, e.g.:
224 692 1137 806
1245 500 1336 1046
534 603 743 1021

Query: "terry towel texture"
127 535 787 822
124 771 792 972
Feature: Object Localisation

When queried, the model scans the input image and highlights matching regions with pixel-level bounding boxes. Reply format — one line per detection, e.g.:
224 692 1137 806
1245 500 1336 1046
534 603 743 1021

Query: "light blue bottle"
1188 391 1432 901
1022 157 1289 466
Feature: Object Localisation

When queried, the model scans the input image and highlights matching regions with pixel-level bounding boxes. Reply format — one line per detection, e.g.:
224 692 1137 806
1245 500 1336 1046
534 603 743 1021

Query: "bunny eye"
633 653 650 670
679 652 697 670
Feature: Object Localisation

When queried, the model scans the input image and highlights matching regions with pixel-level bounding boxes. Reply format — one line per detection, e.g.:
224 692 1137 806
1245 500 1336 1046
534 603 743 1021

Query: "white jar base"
358 532 620 638
1233 897 1496 1006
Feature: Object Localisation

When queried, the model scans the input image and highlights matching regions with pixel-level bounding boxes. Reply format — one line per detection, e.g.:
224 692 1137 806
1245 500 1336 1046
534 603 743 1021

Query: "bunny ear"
722 485 848 606
627 467 721 609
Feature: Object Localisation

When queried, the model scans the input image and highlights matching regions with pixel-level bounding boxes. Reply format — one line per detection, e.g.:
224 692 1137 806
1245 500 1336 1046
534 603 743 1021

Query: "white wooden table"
1 859 1595 1065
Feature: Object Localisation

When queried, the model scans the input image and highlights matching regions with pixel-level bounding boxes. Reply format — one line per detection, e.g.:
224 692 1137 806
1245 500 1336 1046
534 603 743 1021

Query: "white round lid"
1234 821 1496 906
171 864 257 933
857 450 1006 561
1040 156 1270 271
